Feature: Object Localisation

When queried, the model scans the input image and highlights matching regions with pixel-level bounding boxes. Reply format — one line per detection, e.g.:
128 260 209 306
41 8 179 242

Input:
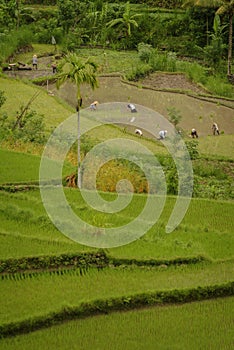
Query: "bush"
0 27 33 64
185 140 199 160
0 95 46 145
149 50 177 72
138 42 153 63
24 0 57 4
206 75 234 98
0 251 108 274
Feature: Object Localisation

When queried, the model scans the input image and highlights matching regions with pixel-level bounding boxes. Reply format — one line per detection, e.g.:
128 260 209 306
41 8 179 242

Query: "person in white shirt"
128 103 137 113
90 101 98 110
32 55 38 70
158 130 167 139
191 128 198 138
212 123 220 135
135 129 143 136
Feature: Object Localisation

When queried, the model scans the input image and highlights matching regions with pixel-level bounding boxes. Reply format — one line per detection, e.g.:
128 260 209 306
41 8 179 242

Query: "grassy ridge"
1 297 232 350
0 262 233 325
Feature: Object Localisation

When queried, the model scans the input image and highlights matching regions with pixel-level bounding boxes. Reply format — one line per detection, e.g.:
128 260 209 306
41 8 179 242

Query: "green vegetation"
0 1 233 348
198 134 234 160
0 77 72 129
0 148 74 184
0 189 233 260
0 265 233 326
1 297 232 350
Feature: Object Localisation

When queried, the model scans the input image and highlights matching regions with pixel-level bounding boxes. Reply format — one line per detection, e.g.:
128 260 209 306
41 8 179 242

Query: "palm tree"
183 0 234 76
106 2 141 37
56 53 98 188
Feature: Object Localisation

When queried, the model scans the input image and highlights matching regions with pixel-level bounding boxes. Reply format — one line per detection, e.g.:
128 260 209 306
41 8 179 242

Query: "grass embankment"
1 297 234 350
1 297 232 350
0 262 233 325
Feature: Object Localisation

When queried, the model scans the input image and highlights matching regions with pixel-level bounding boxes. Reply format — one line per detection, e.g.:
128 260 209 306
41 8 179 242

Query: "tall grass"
0 27 33 65
206 75 234 98
177 60 207 86
149 51 177 72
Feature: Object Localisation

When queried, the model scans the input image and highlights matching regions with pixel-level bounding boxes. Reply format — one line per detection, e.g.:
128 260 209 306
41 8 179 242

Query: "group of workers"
29 58 222 139
190 122 220 138
88 101 221 139
32 54 58 73
136 124 220 140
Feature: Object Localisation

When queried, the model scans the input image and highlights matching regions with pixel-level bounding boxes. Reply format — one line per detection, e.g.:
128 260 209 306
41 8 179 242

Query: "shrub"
206 75 234 98
0 95 46 145
138 42 153 63
0 90 6 108
149 50 177 72
0 27 33 64
167 106 182 128
185 140 199 160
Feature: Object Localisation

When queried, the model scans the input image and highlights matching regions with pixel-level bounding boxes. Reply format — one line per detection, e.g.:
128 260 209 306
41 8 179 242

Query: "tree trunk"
227 13 233 76
77 108 81 189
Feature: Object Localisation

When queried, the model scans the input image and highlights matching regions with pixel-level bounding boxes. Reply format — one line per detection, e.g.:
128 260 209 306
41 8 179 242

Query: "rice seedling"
0 260 233 325
1 297 232 350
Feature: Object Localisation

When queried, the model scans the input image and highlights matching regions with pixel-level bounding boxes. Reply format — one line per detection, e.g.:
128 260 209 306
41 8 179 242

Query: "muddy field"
140 72 208 95
4 66 234 136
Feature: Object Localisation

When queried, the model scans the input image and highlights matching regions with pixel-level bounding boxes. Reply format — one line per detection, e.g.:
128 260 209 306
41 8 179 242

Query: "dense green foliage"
0 1 229 63
0 0 233 97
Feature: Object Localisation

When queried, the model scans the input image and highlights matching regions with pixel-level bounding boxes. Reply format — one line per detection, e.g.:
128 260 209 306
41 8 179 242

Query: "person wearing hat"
158 130 167 140
191 128 198 138
90 101 98 110
212 122 220 135
127 103 137 113
32 55 38 70
135 129 143 136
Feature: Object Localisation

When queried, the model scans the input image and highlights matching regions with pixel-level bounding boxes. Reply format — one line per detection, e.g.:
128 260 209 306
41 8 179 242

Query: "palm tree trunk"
77 109 81 189
227 13 233 76
16 0 20 30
